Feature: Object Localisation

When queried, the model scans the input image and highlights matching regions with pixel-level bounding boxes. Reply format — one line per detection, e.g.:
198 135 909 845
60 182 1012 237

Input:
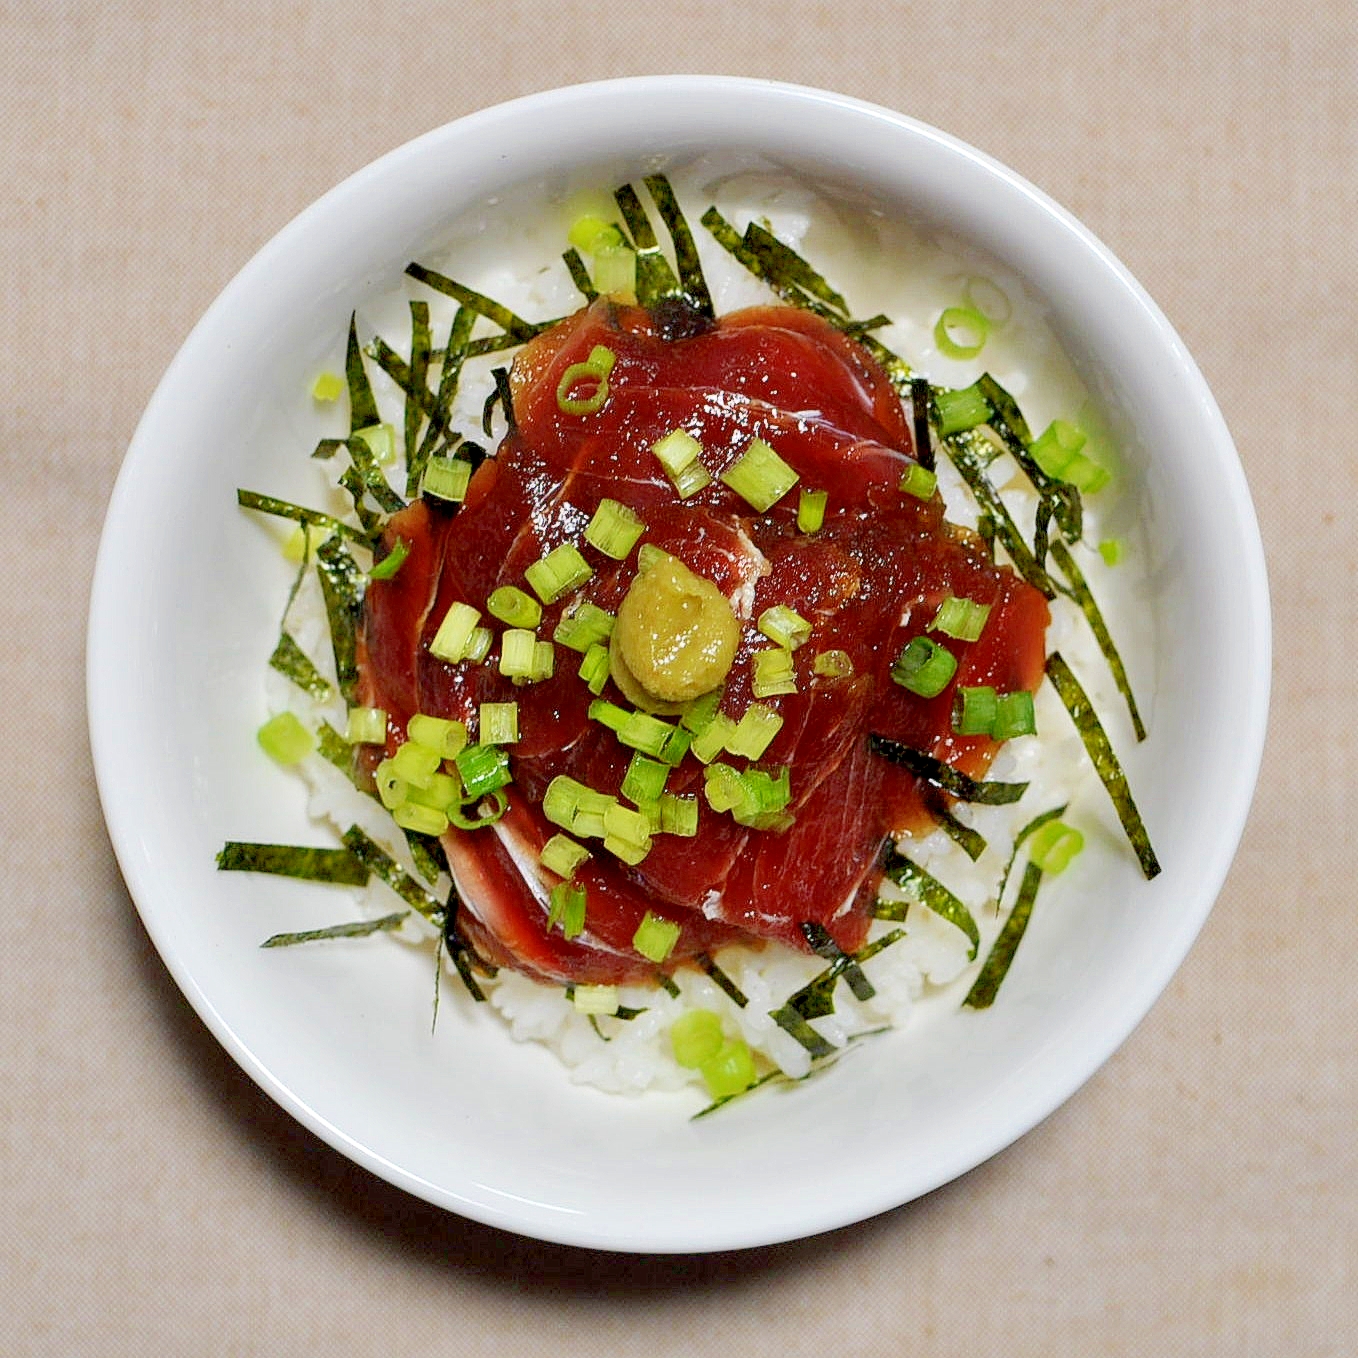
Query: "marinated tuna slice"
359 299 1049 985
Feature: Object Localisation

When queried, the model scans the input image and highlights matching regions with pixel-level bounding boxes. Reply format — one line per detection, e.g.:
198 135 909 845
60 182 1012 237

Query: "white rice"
259 163 1151 1101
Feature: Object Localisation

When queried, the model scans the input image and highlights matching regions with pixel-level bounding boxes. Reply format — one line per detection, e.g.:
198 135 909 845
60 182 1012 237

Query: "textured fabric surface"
4 1 1354 1353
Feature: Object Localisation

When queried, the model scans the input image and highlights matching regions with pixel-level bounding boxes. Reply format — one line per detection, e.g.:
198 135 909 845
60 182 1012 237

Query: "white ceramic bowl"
88 77 1269 1252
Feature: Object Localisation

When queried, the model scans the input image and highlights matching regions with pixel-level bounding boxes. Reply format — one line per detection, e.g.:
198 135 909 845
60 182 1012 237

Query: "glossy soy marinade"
358 298 1050 986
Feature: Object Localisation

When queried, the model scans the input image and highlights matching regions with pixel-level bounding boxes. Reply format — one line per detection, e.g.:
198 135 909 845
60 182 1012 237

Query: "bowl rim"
88 74 1270 1252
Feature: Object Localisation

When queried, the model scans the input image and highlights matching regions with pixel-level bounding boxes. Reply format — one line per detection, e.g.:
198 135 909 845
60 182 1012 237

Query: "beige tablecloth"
5 2 1353 1353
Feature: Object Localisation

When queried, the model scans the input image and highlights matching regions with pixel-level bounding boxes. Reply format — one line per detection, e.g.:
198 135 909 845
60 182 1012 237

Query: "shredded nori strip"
1045 652 1161 878
770 930 904 1054
337 464 383 537
404 300 431 468
643 173 715 319
868 734 1029 805
217 842 370 885
934 804 987 861
963 861 1043 1009
367 337 458 451
268 631 331 700
482 366 516 438
874 840 980 960
315 535 364 704
696 952 748 1007
310 436 347 461
910 376 936 472
442 889 493 1003
1050 540 1147 742
656 972 682 999
344 434 405 515
315 720 353 776
768 1003 837 1058
613 181 683 308
995 804 1068 912
340 826 442 923
799 922 875 1002
235 489 370 546
262 912 408 948
345 312 381 433
404 262 542 342
403 830 447 886
562 247 598 303
742 218 849 316
409 306 476 495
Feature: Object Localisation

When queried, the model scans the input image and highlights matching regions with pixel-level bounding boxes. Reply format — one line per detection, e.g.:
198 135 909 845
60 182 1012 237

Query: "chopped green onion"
1031 419 1110 492
553 601 615 652
680 686 724 733
404 770 458 812
690 711 737 763
392 739 441 788
311 370 344 402
670 1009 724 1068
486 585 542 629
725 703 783 760
525 542 593 604
373 760 407 809
632 911 681 963
728 765 793 830
992 689 1037 740
568 214 623 254
555 344 616 416
498 628 539 679
572 984 618 1015
465 627 494 664
454 742 512 799
345 706 387 746
541 833 591 879
1028 819 1085 874
281 522 319 563
932 595 991 642
548 881 588 939
899 463 938 500
797 487 828 533
890 636 957 698
583 498 645 559
953 685 999 736
757 604 812 651
592 245 637 298
429 602 481 663
720 437 799 512
578 642 610 694
369 537 410 581
752 647 797 698
526 640 555 683
393 802 449 836
420 455 472 503
703 763 745 814
658 724 694 767
621 752 670 805
933 305 990 360
352 421 396 467
479 702 519 744
636 543 672 573
700 1039 757 1098
659 793 699 837
813 650 854 678
616 709 677 758
257 711 314 765
934 383 992 436
651 428 712 499
1098 537 1125 567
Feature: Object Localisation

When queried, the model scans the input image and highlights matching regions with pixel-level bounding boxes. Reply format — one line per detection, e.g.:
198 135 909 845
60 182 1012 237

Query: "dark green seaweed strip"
483 366 516 437
942 429 1057 598
465 331 542 358
874 841 980 960
315 721 354 777
935 804 987 861
562 247 598 303
404 263 543 341
344 434 405 515
691 1068 788 1120
337 465 382 537
345 313 381 433
367 338 457 448
404 301 432 468
910 377 936 473
1050 540 1147 742
613 182 682 307
442 892 493 1002
1045 652 1161 878
963 861 1043 1009
410 306 475 494
696 952 748 1007
799 922 875 1002
340 825 443 923
315 536 364 704
741 219 849 316
217 842 369 885
268 631 331 701
768 1003 837 1058
656 972 682 999
995 804 1068 916
643 174 714 318
310 437 347 461
700 206 823 316
404 830 447 887
262 912 407 948
235 489 369 546
868 734 1029 805
775 928 905 1034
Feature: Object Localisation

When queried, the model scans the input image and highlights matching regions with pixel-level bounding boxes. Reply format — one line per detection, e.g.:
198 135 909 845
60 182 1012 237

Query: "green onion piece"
720 437 799 513
281 523 318 563
680 686 725 733
216 842 369 886
498 628 538 680
555 344 616 416
479 701 519 744
797 488 828 533
578 642 610 695
725 703 784 760
406 713 467 759
268 632 331 701
1028 819 1085 874
587 699 629 734
592 245 637 298
703 763 745 814
311 370 344 402
420 455 472 503
651 427 712 500
700 1040 757 1098
404 770 459 812
934 305 990 360
487 585 542 629
659 793 699 837
992 689 1037 740
1098 537 1125 567
373 760 407 810
569 214 623 254
526 640 555 684
1045 652 1160 877
752 647 797 698
257 711 314 765
890 636 957 698
524 542 593 604
548 881 588 939
542 775 586 831
636 543 672 573
392 739 441 788
541 833 591 879
875 841 980 960
730 766 793 830
632 911 681 964
602 810 652 864
352 421 397 468
345 706 387 746
952 685 999 736
934 383 992 436
690 711 737 763
583 498 646 559
454 742 512 799
1031 420 1110 492
262 912 407 948
757 604 812 651
369 537 409 581
813 650 854 678
393 801 449 836
931 595 991 642
670 1009 724 1068
899 463 938 500
964 861 1043 1009
621 752 669 805
429 602 481 663
553 601 615 652
572 984 618 1016
465 627 494 664
617 709 677 758
868 734 1029 804
658 724 694 767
